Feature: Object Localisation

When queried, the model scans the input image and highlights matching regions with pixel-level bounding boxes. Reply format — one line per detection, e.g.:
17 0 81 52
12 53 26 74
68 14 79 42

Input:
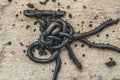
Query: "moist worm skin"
49 19 71 50
24 10 65 18
25 9 120 80
80 38 120 53
38 19 47 32
52 56 61 80
47 36 62 41
65 44 82 69
27 41 60 63
74 19 120 39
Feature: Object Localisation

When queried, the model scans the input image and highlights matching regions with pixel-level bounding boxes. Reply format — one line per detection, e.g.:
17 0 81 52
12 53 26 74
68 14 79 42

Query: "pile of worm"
24 9 120 80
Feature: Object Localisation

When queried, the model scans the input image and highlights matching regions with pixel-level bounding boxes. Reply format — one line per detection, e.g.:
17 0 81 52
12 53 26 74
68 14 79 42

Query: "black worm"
24 10 65 18
80 38 120 53
65 44 82 69
24 9 120 80
27 41 60 63
74 19 120 39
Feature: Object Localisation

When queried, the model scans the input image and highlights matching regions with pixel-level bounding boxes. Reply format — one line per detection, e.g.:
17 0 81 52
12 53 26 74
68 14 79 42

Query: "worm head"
24 10 36 17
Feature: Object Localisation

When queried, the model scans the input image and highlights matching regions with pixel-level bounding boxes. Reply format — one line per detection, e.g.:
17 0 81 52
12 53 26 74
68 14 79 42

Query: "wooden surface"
0 0 120 80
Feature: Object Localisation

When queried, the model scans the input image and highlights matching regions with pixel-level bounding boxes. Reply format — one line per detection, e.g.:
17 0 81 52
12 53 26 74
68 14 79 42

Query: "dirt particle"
96 34 99 37
34 21 38 25
15 14 19 17
77 31 80 33
74 44 77 47
66 5 70 9
106 60 116 67
82 54 85 57
58 2 60 6
51 70 54 72
83 5 87 9
15 2 17 4
8 0 12 2
112 30 115 32
74 0 77 1
106 34 109 37
64 62 67 65
21 4 24 6
90 21 93 23
27 3 35 8
21 19 24 21
81 21 84 24
33 29 36 32
20 43 24 47
26 25 31 29
81 44 85 48
12 24 15 26
89 24 92 27
20 11 22 14
52 0 56 2
7 41 12 45
69 14 72 19
23 50 26 53
109 57 113 60
26 45 28 48
94 15 99 19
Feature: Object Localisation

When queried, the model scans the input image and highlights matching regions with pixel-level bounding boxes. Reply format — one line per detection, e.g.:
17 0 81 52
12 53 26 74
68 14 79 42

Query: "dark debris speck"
83 5 87 9
52 0 56 2
74 44 77 47
64 62 67 65
58 2 60 6
109 57 113 60
15 1 17 4
21 19 24 21
96 34 99 37
20 43 24 47
8 0 12 2
94 15 99 19
74 0 77 1
106 60 116 67
81 44 85 48
20 11 22 14
77 31 80 34
7 41 12 45
106 34 109 37
23 50 26 53
112 30 115 32
82 54 85 57
89 24 92 27
77 24 79 26
66 5 70 9
69 14 72 19
12 24 15 26
27 3 35 8
34 21 38 25
33 29 37 32
81 21 84 24
26 25 31 29
26 45 29 48
15 14 19 17
51 70 54 72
